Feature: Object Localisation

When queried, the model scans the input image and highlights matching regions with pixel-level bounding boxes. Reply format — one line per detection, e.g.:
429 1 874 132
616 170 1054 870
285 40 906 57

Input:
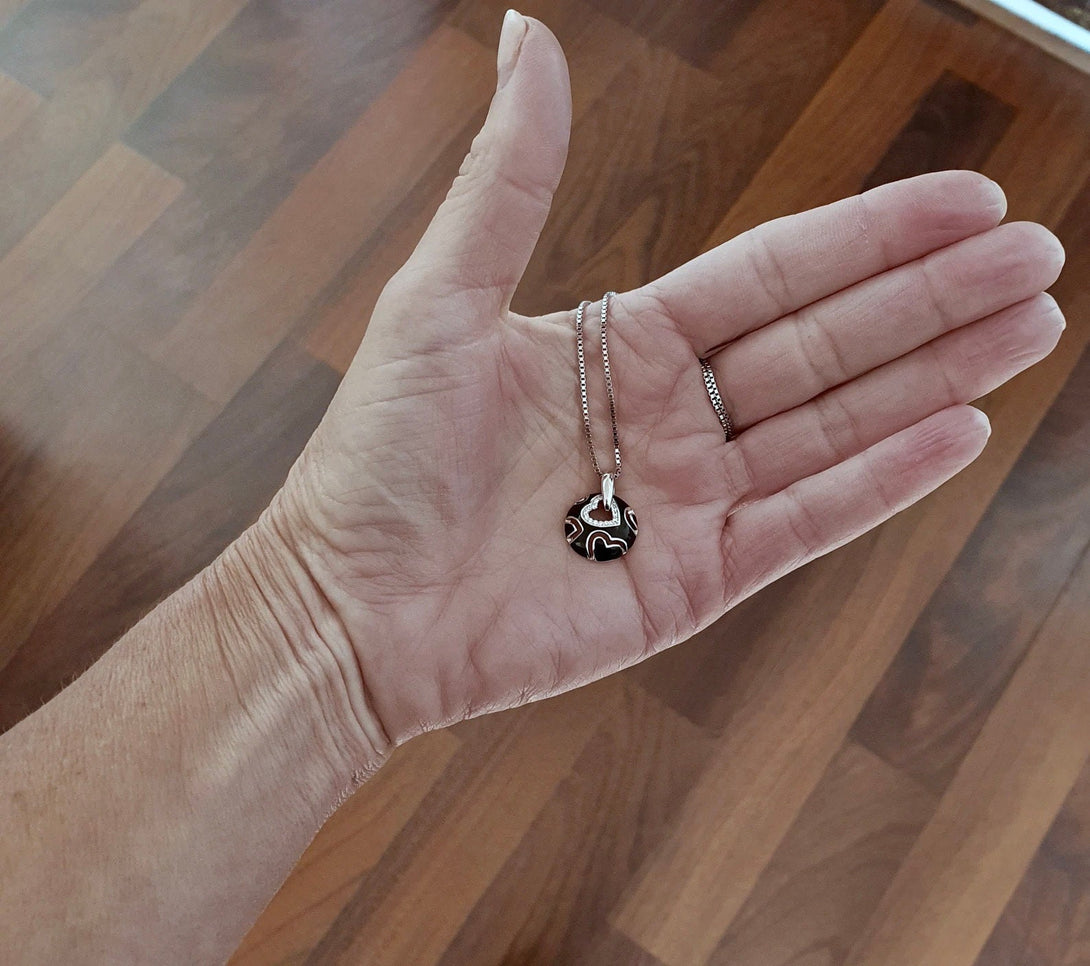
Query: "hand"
268 13 1065 751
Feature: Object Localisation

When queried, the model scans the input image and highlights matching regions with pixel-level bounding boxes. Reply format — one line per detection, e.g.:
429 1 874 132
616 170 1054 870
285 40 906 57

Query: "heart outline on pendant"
579 494 621 528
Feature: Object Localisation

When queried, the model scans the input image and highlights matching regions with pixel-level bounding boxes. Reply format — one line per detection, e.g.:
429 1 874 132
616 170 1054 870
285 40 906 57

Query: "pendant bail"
601 472 615 506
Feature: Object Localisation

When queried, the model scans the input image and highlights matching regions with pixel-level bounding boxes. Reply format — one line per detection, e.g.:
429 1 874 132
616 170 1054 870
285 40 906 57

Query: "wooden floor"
1 0 1089 963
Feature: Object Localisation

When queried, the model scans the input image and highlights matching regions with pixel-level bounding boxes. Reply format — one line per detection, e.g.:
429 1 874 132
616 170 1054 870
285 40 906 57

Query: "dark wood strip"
435 684 712 966
513 0 882 316
850 176 1090 794
922 0 979 25
708 742 938 966
974 756 1090 965
0 0 144 97
0 339 339 731
862 69 1015 191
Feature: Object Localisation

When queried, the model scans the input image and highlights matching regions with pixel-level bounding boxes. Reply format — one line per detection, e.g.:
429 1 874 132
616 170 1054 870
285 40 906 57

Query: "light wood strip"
0 69 39 141
845 545 1090 966
708 742 938 966
0 0 246 254
149 25 496 403
321 679 623 965
230 730 461 966
975 755 1090 963
0 142 182 364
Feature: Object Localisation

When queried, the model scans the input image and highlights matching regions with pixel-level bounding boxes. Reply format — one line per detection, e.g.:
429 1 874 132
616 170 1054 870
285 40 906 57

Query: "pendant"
564 489 638 561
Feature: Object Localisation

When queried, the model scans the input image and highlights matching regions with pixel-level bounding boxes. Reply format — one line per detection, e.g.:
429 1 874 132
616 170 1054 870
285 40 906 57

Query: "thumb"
396 12 572 315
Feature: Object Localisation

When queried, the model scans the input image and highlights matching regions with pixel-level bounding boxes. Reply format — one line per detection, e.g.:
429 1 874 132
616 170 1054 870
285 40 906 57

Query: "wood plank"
843 545 1090 966
434 683 713 965
953 0 1090 75
975 762 1090 965
0 142 182 365
861 70 1014 190
231 730 461 966
304 679 623 965
0 0 247 255
0 68 40 140
74 3 459 368
302 107 486 373
126 0 458 183
708 743 938 966
0 339 339 724
852 340 1090 792
147 25 496 402
580 0 764 70
0 0 144 98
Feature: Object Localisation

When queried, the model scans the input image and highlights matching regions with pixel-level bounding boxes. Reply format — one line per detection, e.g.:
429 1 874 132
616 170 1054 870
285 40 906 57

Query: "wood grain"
149 25 496 402
0 340 339 726
708 742 938 966
861 69 1015 190
0 68 40 139
0 0 247 255
852 325 1090 793
0 143 182 364
230 730 462 966
976 761 1090 965
0 1 1087 963
845 544 1090 966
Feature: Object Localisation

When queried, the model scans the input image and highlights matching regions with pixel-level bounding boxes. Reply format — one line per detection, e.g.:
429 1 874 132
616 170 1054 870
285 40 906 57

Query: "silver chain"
575 291 622 483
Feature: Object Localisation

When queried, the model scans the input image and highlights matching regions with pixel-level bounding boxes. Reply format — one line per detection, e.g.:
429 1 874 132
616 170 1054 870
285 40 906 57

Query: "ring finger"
716 291 1064 511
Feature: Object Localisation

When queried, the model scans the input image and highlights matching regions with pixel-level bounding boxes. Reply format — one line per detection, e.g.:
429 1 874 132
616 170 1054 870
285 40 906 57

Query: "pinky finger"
723 405 991 600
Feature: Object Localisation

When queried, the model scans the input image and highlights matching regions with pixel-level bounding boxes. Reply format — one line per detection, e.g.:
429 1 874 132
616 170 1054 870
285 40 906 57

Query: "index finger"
633 169 1008 356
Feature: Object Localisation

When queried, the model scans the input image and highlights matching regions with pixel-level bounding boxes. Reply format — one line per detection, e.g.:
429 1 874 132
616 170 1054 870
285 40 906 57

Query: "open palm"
276 14 1064 748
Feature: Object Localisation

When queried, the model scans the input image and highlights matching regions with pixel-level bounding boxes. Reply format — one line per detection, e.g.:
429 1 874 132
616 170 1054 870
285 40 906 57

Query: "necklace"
564 291 638 561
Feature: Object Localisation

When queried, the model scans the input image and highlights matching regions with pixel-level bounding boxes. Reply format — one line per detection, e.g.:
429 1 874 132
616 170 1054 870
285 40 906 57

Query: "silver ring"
698 358 736 442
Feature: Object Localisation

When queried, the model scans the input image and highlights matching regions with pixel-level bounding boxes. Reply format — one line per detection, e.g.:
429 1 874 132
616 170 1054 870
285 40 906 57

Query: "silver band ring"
698 358 736 443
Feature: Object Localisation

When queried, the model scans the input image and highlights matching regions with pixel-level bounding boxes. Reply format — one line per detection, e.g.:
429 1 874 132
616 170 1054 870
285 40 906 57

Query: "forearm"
0 509 389 964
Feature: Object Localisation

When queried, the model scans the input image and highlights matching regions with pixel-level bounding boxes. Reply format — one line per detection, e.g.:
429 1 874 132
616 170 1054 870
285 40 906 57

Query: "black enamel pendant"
564 492 638 561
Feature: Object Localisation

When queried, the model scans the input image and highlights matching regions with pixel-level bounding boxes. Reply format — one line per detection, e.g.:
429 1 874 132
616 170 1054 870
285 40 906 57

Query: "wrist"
201 502 392 799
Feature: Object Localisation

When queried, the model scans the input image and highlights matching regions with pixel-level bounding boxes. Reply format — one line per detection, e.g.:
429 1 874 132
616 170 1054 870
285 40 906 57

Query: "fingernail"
983 176 1007 217
497 9 527 91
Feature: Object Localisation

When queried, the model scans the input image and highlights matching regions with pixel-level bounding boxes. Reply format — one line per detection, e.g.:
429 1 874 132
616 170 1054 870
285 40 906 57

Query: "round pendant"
564 492 638 561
